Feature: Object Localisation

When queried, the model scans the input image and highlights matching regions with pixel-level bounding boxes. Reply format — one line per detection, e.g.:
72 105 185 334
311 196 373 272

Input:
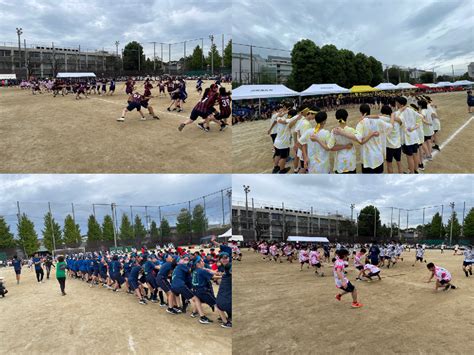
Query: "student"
109 255 124 291
140 82 160 120
273 108 299 174
117 92 146 122
354 248 366 281
157 254 179 313
215 251 232 328
108 78 116 95
191 257 221 324
462 245 473 277
379 104 403 173
44 256 55 280
333 249 363 308
171 255 195 314
367 242 380 266
56 255 67 296
419 100 434 162
309 246 323 276
144 254 161 303
299 247 310 271
412 244 425 266
467 90 474 114
12 255 22 284
128 258 147 305
33 254 44 283
178 84 219 132
291 107 312 173
426 97 440 151
426 263 456 291
327 109 358 174
362 261 382 281
395 97 420 173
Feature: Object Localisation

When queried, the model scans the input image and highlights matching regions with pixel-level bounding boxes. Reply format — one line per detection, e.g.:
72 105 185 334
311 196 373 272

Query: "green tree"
223 40 232 69
87 215 102 243
191 204 208 234
446 211 462 243
176 208 192 235
368 56 384 87
419 72 434 83
320 44 346 85
42 212 62 251
102 215 115 241
0 216 16 249
463 208 474 242
427 212 444 239
189 45 204 70
119 214 134 241
207 43 222 72
354 53 372 85
150 220 159 242
63 215 81 248
123 41 145 71
287 39 322 91
357 206 381 239
134 215 147 240
340 49 357 88
17 213 40 256
160 218 171 238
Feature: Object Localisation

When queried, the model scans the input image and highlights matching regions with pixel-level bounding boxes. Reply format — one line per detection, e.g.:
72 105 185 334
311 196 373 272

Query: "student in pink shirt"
309 246 323 276
426 263 456 291
333 249 363 308
299 247 310 271
354 248 366 281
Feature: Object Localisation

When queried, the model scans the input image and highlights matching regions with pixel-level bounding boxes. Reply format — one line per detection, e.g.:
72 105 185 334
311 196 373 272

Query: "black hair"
380 105 392 116
395 96 407 106
13 255 17 259
201 87 211 100
336 249 349 257
410 104 419 111
219 87 229 96
335 109 348 122
359 104 371 115
360 248 366 253
426 262 435 269
57 256 64 262
288 109 298 118
418 100 428 109
315 111 328 124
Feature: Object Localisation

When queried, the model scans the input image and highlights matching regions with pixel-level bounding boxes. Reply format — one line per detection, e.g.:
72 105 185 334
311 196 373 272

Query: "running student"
309 246 323 276
333 249 363 308
140 81 160 120
354 248 366 281
117 92 146 122
12 255 22 284
412 244 425 266
178 84 219 132
56 255 67 296
426 263 456 291
462 245 473 277
299 247 310 271
33 254 44 283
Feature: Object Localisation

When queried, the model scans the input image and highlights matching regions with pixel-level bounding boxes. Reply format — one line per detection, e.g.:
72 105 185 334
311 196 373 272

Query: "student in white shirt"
427 98 441 151
380 104 403 173
293 107 316 173
419 100 434 161
272 108 299 174
396 97 420 174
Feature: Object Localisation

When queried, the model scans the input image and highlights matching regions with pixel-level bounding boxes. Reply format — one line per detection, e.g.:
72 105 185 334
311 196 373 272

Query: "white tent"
300 83 349 96
375 83 398 91
395 82 417 89
229 235 244 242
436 81 454 87
0 74 16 80
218 229 232 239
287 236 330 243
233 84 300 100
56 72 96 78
425 83 439 88
452 80 474 86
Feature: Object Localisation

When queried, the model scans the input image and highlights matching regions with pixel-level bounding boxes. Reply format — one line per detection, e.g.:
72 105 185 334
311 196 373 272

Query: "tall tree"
160 218 171 238
354 53 372 85
357 206 381 239
463 208 474 242
191 204 208 234
207 43 222 72
150 220 159 242
340 49 357 88
320 44 346 85
427 212 444 239
42 212 62 252
17 213 39 256
419 72 434 83
87 215 102 243
287 39 322 91
123 41 145 71
176 208 192 235
189 45 204 70
223 40 232 69
119 214 134 241
446 211 462 243
0 216 15 249
102 215 115 241
134 215 147 240
63 215 81 248
368 56 384 87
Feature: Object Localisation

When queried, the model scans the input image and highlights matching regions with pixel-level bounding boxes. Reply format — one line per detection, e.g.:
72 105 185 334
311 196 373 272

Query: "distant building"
468 62 474 78
232 53 292 84
409 68 429 80
266 55 292 83
232 52 266 84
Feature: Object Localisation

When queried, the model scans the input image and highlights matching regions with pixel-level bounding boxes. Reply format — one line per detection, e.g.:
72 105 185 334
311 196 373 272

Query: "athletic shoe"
271 166 280 174
190 312 199 318
62 292 66 296
178 123 185 131
166 307 178 315
151 299 158 303
167 108 171 111
444 285 450 291
159 302 168 307
173 307 183 314
139 299 147 305
427 156 433 161
433 145 440 151
198 123 205 131
418 164 425 171
177 109 182 113
221 321 232 328
220 124 227 131
199 316 213 324
153 115 160 120
279 167 291 174
335 294 342 301
140 117 146 121
217 317 223 324
117 117 125 122
450 285 456 289
351 302 363 308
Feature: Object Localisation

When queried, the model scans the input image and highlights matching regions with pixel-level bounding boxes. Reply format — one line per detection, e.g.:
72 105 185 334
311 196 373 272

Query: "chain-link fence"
0 188 232 258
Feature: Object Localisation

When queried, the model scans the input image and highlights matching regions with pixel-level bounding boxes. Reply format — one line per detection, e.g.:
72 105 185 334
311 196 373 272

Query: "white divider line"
423 115 474 167
128 334 136 354
90 97 190 119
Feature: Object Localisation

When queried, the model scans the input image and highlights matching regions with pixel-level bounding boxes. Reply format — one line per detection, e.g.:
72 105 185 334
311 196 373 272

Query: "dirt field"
0 266 231 355
233 249 473 355
0 80 231 173
232 91 474 173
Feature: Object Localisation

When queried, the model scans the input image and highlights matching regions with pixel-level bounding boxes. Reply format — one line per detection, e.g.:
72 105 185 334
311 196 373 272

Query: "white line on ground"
128 334 136 354
423 115 474 167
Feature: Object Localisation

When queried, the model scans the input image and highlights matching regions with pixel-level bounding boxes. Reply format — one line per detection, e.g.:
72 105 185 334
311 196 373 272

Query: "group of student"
24 78 117 98
268 94 441 174
252 240 473 308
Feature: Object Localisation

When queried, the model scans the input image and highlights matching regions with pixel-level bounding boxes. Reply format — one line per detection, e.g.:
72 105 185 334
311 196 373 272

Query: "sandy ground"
232 91 474 173
0 80 231 173
233 249 474 355
0 266 231 355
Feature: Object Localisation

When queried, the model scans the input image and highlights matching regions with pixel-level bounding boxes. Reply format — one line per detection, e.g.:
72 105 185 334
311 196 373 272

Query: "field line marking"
128 334 136 354
424 115 474 166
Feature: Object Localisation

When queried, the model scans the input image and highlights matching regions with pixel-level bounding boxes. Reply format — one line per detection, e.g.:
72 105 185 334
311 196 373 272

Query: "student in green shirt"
56 255 67 296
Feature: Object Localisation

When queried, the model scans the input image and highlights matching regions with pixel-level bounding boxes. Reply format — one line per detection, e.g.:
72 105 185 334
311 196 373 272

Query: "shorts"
215 112 230 120
463 261 472 267
313 263 321 268
274 147 290 159
386 147 402 163
129 279 139 291
193 288 216 307
171 93 180 100
14 269 21 275
171 285 194 300
416 256 423 261
362 163 384 174
156 276 172 293
424 136 432 142
93 270 99 276
190 109 209 121
368 271 380 277
146 274 158 289
439 279 450 285
111 273 124 285
140 101 149 109
270 133 277 143
110 86 115 91
340 281 355 293
300 260 309 264
402 144 418 156
127 102 142 111
356 265 363 271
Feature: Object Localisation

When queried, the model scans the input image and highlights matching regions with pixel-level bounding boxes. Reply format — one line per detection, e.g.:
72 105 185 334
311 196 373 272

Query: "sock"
465 271 469 277
159 291 165 303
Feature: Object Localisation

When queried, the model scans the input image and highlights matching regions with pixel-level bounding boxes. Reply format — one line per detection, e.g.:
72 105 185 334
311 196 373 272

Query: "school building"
0 42 118 79
232 52 292 84
468 62 474 79
232 203 353 241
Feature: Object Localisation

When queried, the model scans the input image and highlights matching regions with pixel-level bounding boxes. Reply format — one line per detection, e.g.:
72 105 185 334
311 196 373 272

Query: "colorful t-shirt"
333 257 348 288
434 266 451 281
299 128 331 173
328 126 357 173
354 118 392 169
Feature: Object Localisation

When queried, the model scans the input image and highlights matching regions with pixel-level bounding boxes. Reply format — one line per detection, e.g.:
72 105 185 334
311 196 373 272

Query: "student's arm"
336 269 347 287
309 134 332 151
427 272 434 283
267 121 277 135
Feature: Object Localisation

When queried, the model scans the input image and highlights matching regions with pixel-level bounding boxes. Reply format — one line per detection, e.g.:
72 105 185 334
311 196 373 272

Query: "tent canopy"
425 83 439 88
374 83 398 91
229 235 244 242
233 84 300 100
415 84 429 89
287 236 330 243
56 72 96 78
436 81 453 87
452 80 474 86
0 74 16 80
350 85 379 93
218 229 232 238
300 83 349 96
396 82 417 89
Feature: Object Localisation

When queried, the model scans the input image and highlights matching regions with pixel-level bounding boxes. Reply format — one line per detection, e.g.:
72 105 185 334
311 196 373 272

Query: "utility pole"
209 34 214 75
16 27 22 72
221 190 225 226
226 190 232 224
71 203 76 223
398 208 401 238
243 185 250 239
48 202 56 256
449 202 455 246
390 207 393 239
168 44 171 75
201 38 204 71
152 41 156 72
422 207 425 239
461 201 466 237
111 203 117 248
374 208 377 239
250 45 253 84
183 40 186 74
221 34 225 69
350 204 355 243
440 204 444 239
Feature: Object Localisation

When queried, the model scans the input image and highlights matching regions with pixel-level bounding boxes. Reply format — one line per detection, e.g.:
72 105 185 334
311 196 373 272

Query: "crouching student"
426 263 456 291
362 261 382 281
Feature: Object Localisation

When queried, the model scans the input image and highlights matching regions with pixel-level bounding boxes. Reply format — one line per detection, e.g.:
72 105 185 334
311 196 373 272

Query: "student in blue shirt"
32 253 44 283
109 255 124 291
216 252 232 328
144 254 161 303
191 256 221 324
156 254 179 314
128 259 147 305
12 255 22 284
171 255 194 314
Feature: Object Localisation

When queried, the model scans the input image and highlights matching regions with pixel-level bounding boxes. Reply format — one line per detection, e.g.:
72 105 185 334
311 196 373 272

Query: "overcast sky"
233 0 474 75
0 0 231 59
0 175 231 237
232 175 473 227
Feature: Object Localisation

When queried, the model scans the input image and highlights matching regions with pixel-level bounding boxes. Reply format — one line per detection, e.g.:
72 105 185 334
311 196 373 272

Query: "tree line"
0 204 209 256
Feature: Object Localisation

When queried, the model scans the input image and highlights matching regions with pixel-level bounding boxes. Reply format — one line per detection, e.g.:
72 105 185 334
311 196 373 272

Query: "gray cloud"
232 0 474 74
232 175 474 228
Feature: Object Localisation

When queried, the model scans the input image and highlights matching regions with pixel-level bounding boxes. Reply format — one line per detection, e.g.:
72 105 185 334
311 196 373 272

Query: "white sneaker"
117 117 125 122
140 117 146 121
